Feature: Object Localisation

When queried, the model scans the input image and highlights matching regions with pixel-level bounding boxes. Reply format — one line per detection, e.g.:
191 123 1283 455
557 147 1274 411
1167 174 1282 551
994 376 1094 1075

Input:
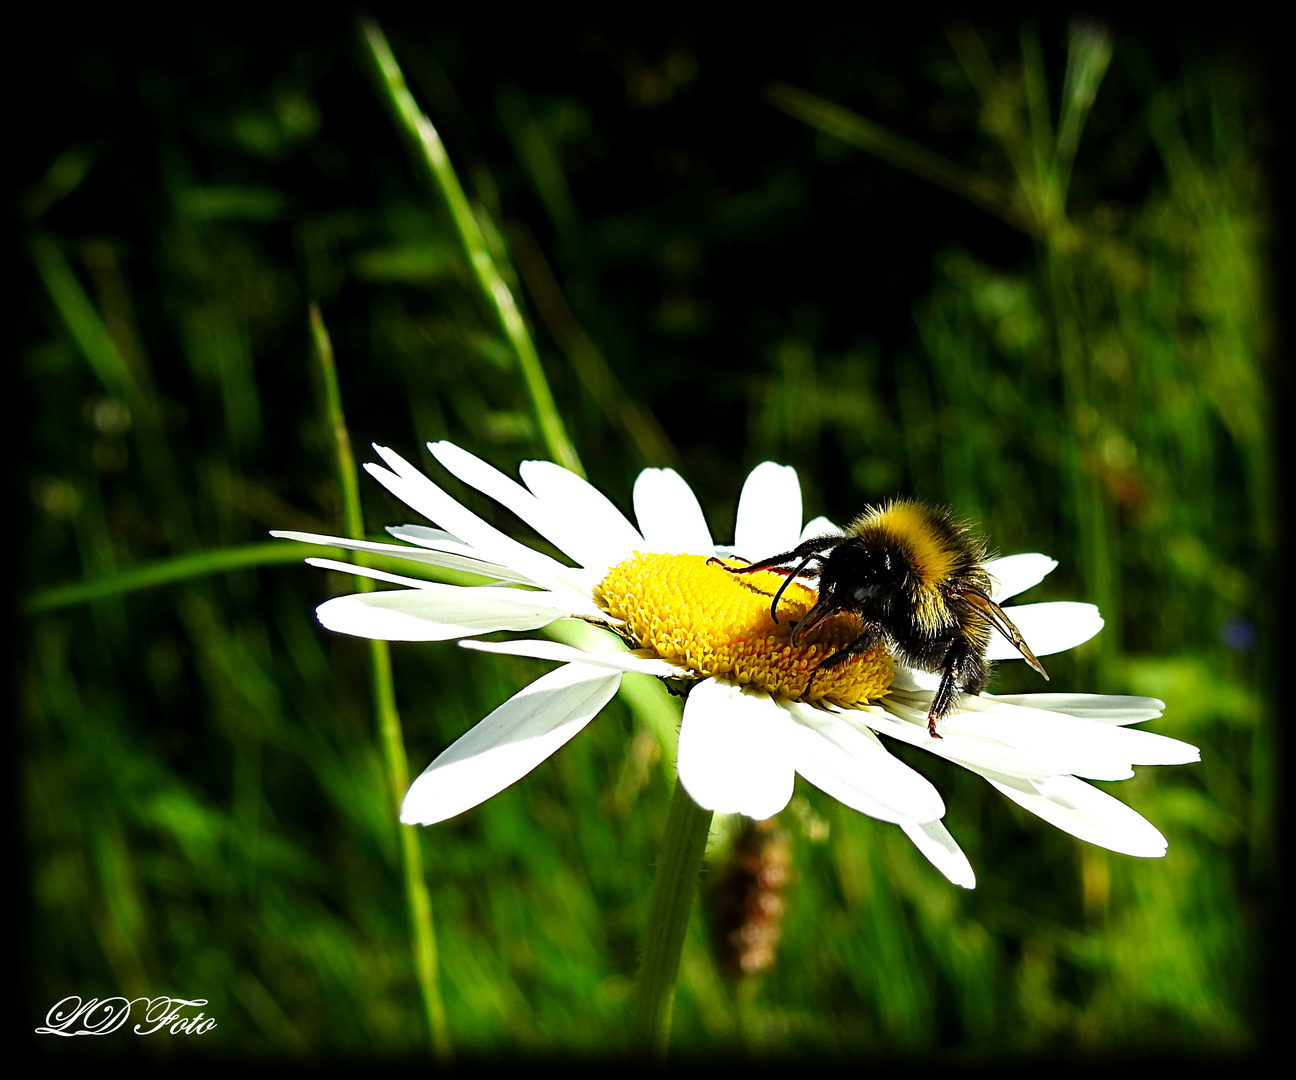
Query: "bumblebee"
714 499 1048 737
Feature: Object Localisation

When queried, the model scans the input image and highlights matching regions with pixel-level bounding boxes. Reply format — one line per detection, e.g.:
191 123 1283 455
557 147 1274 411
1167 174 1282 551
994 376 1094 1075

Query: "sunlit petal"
302 557 497 592
799 515 842 543
783 701 945 825
272 529 534 584
899 819 976 888
315 584 574 641
984 553 1057 601
429 441 637 573
932 696 1189 778
459 637 681 677
989 693 1166 726
986 601 1104 659
677 679 795 819
867 697 1067 780
400 663 622 825
519 459 645 570
385 523 465 548
306 554 603 621
734 462 802 556
981 771 1169 857
970 696 1198 766
366 446 567 587
633 467 714 554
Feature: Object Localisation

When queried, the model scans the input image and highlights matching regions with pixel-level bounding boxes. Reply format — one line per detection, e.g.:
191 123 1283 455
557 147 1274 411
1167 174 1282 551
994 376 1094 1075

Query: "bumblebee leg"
823 626 885 669
803 627 884 700
706 535 834 576
925 639 984 738
926 672 958 738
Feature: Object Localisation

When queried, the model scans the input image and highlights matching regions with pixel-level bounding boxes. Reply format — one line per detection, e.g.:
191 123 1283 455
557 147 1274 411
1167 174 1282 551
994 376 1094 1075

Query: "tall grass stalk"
309 303 451 1059
356 17 583 477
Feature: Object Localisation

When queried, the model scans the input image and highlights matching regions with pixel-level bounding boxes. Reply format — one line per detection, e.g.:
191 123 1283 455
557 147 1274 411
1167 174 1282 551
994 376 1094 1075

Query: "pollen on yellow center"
594 552 893 706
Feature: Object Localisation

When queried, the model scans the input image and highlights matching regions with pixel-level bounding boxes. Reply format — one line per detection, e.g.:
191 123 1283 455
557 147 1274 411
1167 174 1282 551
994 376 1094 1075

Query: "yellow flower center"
595 552 893 706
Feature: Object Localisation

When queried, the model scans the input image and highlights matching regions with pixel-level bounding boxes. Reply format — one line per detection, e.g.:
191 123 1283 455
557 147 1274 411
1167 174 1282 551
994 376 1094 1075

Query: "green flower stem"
632 779 714 1055
310 305 451 1060
356 17 583 478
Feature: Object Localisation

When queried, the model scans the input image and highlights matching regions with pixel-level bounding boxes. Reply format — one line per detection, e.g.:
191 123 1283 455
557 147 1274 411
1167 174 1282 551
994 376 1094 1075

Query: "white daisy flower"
275 442 1198 889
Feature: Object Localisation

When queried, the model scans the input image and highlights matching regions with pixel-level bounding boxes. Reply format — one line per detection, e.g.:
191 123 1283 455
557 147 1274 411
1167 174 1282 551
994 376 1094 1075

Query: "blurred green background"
21 17 1273 1058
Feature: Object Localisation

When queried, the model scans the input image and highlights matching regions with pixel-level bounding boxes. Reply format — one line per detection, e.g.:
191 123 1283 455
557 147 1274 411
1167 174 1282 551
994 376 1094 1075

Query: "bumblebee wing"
964 589 1049 680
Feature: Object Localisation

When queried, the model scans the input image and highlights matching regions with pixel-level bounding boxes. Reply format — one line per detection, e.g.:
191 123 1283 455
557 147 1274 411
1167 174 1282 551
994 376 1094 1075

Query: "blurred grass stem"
357 17 583 477
765 82 1040 238
25 541 307 613
310 304 451 1059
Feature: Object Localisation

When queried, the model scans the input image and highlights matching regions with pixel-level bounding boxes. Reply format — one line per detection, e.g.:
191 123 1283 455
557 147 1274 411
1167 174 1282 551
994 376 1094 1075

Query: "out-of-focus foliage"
21 20 1271 1058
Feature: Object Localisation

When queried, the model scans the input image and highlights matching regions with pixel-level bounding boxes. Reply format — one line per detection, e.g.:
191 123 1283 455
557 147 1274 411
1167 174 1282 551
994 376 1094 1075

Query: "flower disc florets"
595 552 893 705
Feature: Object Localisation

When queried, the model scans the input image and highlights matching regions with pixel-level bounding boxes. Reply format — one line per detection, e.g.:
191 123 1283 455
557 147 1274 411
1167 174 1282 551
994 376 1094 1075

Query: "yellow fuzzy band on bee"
852 501 961 586
594 553 893 706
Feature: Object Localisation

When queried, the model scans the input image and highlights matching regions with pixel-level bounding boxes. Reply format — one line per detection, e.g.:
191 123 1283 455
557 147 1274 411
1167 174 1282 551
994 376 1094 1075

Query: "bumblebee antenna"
768 553 820 623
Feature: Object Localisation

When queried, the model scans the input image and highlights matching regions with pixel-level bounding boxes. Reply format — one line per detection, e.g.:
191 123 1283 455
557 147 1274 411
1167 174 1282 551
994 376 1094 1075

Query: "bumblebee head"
823 541 904 612
790 538 906 643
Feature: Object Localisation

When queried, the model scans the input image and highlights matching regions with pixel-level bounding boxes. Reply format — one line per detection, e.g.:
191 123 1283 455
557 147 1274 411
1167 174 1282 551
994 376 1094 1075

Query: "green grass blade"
1054 22 1113 204
356 17 583 478
28 233 144 406
24 541 307 613
765 81 1040 237
309 303 452 1059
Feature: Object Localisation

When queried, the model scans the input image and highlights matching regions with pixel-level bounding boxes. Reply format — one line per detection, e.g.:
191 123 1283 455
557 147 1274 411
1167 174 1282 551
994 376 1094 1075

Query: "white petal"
632 468 714 554
400 663 622 825
427 441 541 511
989 693 1166 726
799 515 843 543
385 523 465 548
783 701 945 825
428 441 634 573
677 679 795 819
734 462 802 557
986 602 1104 660
899 819 976 888
315 585 574 641
972 697 1198 767
518 459 645 570
876 691 1198 786
983 553 1057 601
459 637 681 677
939 694 1197 776
304 556 487 591
387 523 542 583
869 697 1068 780
366 446 568 588
274 530 534 584
542 614 630 655
887 665 939 693
981 772 1169 857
